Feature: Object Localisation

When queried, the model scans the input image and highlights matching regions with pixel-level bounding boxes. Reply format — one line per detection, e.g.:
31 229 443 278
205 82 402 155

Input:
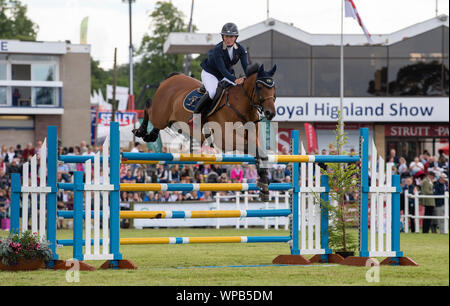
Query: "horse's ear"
269 64 277 76
258 64 265 75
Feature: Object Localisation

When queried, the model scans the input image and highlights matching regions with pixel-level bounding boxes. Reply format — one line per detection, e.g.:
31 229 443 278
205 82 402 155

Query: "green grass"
0 228 448 286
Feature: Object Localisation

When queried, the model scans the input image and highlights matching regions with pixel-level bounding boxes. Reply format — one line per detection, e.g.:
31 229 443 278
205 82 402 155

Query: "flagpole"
339 0 344 152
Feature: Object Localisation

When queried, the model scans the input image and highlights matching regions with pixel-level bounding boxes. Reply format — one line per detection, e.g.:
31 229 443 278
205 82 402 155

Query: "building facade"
164 15 449 159
0 40 91 147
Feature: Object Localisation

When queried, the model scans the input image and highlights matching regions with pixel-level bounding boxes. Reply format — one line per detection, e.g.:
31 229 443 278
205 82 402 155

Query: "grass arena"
1 122 448 286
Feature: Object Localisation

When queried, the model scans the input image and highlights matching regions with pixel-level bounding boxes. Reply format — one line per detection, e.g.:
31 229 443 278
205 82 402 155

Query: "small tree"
0 0 38 40
319 112 359 253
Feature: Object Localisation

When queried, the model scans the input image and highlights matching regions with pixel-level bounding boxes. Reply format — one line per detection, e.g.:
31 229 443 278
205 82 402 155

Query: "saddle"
183 81 230 117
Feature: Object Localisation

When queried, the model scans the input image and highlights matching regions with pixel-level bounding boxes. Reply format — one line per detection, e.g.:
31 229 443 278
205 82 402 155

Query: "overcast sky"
20 0 449 69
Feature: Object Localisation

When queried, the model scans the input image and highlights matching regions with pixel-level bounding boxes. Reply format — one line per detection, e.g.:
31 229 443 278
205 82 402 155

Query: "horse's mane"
165 72 181 80
245 63 260 78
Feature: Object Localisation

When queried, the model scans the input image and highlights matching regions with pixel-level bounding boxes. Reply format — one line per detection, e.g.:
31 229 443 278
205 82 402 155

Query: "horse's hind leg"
143 128 160 142
133 99 152 138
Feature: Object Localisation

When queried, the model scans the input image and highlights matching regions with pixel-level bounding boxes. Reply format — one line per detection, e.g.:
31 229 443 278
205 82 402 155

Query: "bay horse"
132 63 277 201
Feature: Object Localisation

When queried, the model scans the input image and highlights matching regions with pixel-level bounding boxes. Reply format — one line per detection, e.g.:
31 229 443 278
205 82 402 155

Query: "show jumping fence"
10 122 417 270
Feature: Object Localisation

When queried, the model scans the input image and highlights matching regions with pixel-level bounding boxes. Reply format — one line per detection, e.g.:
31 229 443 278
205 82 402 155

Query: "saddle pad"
183 88 224 116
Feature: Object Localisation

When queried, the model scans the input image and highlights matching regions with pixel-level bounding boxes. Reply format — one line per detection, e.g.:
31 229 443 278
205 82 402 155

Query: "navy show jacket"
200 41 249 82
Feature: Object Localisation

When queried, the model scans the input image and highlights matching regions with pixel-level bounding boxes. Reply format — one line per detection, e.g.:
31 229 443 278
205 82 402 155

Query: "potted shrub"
319 115 359 258
0 231 52 271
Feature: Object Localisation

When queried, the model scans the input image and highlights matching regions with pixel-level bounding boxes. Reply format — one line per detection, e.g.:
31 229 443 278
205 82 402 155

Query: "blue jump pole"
46 126 59 266
109 121 123 267
72 171 84 261
290 130 300 255
390 174 403 264
10 173 21 235
320 174 332 261
359 127 369 258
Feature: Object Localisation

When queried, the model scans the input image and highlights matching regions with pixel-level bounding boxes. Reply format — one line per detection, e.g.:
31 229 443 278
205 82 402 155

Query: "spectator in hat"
433 173 449 234
421 171 436 233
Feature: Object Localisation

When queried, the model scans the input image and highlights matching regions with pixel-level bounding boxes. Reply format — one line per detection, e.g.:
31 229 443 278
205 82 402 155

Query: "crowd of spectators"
388 148 449 234
1 140 448 233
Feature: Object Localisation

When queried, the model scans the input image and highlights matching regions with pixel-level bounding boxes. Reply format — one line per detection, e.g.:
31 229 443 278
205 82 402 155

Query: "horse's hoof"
257 181 269 202
259 191 270 202
132 128 147 138
143 132 159 142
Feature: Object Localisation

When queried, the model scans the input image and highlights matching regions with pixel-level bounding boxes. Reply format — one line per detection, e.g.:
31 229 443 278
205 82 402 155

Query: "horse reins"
211 77 275 124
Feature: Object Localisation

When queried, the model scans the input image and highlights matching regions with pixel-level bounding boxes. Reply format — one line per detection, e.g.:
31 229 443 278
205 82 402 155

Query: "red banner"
304 123 318 154
277 129 291 154
385 124 449 137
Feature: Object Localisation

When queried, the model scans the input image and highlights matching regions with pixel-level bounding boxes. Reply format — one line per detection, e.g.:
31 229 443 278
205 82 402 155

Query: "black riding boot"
189 93 212 126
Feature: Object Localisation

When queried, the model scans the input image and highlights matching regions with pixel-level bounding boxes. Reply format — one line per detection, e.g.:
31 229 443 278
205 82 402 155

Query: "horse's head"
252 64 277 121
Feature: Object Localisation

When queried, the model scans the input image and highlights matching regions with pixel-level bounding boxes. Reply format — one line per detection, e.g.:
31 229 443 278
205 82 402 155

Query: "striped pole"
121 160 255 165
121 152 360 164
119 236 291 245
120 183 292 192
119 209 291 219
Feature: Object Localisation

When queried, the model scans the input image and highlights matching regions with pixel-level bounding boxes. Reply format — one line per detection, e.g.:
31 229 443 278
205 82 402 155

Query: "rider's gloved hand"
235 77 245 85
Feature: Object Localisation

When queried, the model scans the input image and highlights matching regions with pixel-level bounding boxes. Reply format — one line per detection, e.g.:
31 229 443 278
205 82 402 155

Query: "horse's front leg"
240 127 270 202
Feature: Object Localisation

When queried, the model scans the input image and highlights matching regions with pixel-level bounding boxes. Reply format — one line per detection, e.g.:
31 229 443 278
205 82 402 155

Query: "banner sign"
385 124 449 137
98 112 136 126
304 123 318 153
0 40 66 54
274 97 449 122
277 128 291 154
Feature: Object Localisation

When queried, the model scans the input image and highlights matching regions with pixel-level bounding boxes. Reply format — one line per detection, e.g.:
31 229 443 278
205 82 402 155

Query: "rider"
189 22 249 126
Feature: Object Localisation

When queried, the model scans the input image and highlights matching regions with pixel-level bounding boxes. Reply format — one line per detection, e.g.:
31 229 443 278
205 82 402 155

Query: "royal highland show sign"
274 97 449 122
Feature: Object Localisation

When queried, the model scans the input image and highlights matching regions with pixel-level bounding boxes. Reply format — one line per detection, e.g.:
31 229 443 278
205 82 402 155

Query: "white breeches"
201 70 236 98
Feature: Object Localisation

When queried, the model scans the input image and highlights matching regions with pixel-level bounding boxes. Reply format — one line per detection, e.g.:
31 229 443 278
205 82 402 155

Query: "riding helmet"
221 23 239 36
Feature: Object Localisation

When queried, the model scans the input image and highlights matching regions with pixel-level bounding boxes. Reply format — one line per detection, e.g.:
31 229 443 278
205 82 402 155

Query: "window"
32 64 55 81
275 59 310 96
389 28 443 58
0 53 60 107
12 64 31 80
0 87 6 105
272 32 311 58
444 58 449 96
33 87 57 106
0 63 6 80
444 26 448 58
240 31 272 58
312 59 340 96
312 46 340 58
344 46 388 58
388 58 443 96
345 58 387 96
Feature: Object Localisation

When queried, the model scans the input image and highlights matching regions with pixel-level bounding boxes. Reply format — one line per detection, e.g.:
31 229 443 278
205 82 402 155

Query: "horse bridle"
215 77 276 124
238 77 276 118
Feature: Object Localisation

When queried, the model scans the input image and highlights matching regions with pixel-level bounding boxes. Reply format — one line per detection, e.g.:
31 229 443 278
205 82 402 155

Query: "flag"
304 123 318 154
80 16 89 44
345 0 373 43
